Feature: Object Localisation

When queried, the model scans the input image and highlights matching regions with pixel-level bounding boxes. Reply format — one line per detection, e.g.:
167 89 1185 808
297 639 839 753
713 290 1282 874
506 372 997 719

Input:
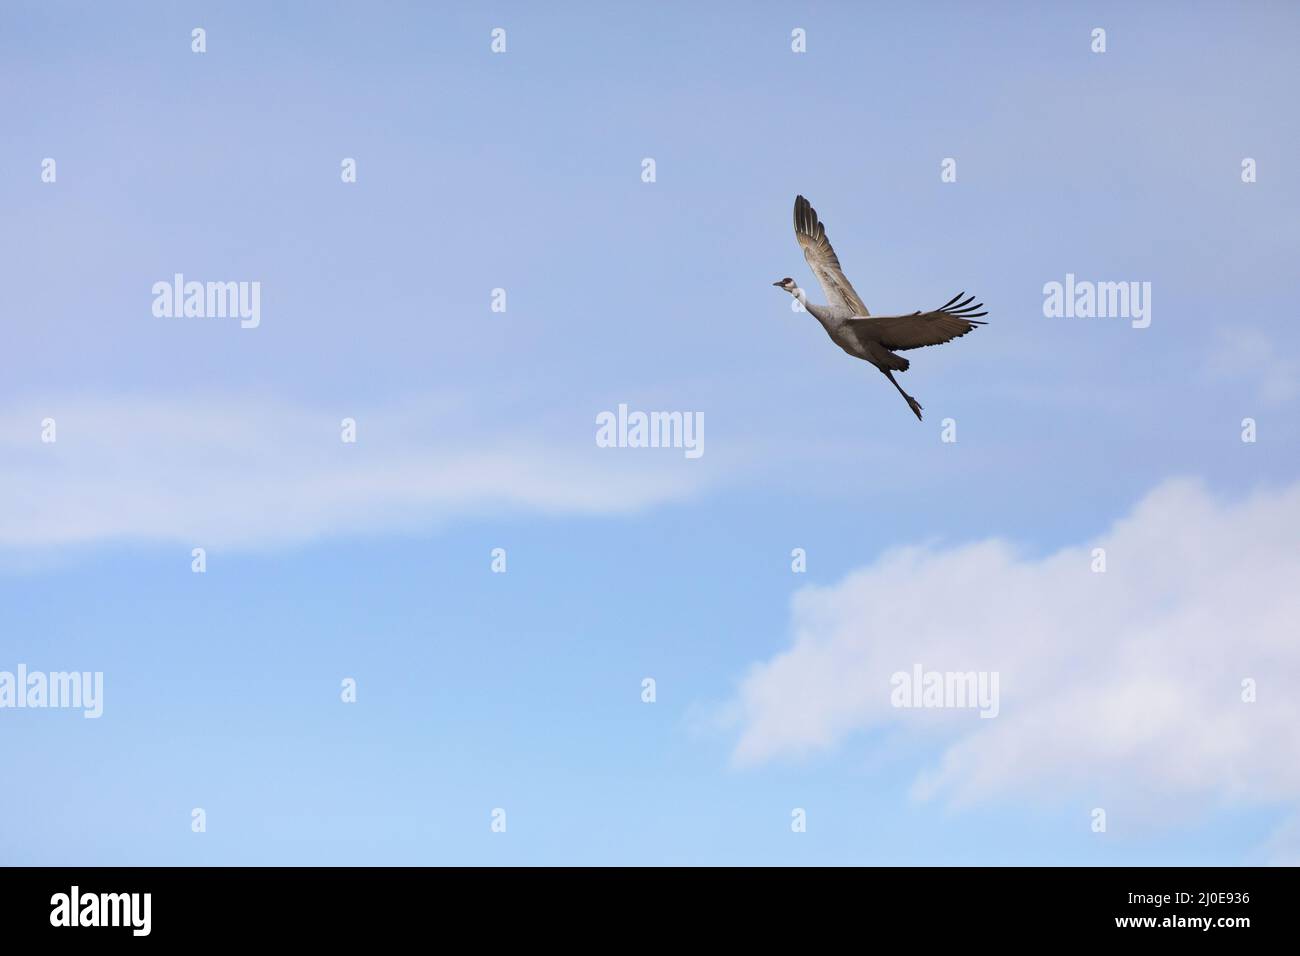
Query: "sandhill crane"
774 195 987 421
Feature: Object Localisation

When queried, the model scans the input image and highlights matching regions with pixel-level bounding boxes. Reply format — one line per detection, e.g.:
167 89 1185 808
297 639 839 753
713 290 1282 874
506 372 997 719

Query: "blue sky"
2 1 1299 865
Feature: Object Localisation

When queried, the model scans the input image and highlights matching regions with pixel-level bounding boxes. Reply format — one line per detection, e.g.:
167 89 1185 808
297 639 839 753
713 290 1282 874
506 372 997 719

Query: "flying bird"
774 195 987 421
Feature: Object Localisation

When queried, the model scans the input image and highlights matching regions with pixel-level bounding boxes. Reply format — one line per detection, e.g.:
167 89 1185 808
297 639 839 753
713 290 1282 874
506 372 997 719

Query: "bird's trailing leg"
883 370 924 421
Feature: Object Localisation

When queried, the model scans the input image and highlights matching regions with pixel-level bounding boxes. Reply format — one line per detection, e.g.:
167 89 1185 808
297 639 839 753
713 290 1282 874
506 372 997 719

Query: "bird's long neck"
801 295 836 328
792 286 808 307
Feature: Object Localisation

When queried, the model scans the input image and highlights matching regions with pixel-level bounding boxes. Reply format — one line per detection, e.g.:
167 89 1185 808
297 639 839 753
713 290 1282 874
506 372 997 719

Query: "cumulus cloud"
0 392 715 550
729 478 1300 814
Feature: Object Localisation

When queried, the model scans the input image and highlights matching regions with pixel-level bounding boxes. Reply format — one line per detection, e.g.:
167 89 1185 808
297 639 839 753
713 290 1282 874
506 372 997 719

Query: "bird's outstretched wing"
846 292 988 352
793 195 870 316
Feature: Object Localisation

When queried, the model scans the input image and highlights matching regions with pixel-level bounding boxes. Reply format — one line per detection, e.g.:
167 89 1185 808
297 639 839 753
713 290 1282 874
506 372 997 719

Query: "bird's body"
801 300 873 358
774 195 987 421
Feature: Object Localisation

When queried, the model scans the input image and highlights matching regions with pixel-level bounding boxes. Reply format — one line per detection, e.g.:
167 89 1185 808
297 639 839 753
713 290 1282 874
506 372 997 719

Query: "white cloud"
0 393 715 550
1207 329 1299 405
729 478 1300 816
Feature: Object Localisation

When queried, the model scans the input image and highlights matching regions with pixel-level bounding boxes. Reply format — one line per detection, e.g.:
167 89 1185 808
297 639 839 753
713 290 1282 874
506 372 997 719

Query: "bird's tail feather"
878 351 909 372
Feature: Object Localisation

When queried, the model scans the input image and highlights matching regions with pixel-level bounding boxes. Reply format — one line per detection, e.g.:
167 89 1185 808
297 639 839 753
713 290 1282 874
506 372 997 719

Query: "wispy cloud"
0 392 717 550
728 478 1300 817
1206 329 1299 406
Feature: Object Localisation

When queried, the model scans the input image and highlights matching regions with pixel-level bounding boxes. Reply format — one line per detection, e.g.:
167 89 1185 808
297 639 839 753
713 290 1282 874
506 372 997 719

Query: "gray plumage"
776 195 987 421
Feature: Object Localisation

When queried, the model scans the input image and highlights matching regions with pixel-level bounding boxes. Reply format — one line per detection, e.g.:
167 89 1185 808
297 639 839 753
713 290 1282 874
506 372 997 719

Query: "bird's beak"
772 281 783 287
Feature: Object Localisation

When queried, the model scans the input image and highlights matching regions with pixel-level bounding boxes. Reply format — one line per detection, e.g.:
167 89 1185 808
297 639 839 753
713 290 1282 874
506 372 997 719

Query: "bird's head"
772 277 797 294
